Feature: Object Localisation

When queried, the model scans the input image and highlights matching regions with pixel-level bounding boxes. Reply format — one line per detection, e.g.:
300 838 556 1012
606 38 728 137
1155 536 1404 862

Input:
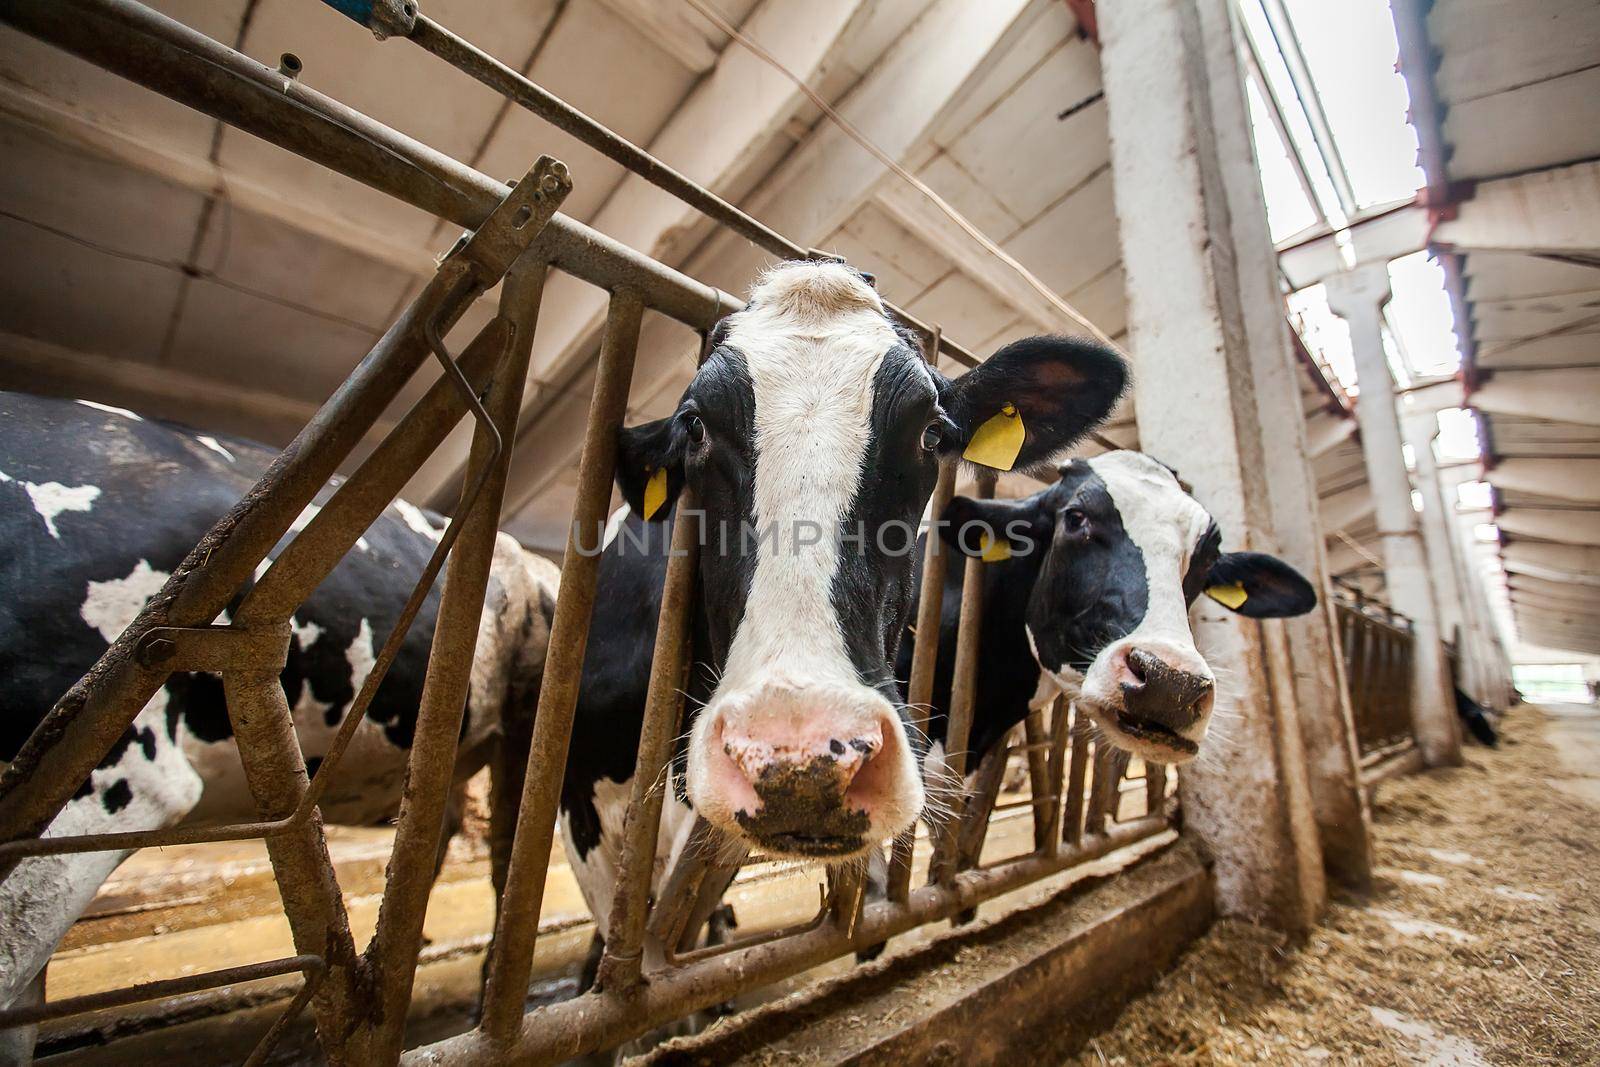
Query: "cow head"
614 262 1126 859
942 450 1316 764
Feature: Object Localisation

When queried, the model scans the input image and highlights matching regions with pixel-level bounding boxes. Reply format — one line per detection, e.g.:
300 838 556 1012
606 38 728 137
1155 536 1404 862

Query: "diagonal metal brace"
135 624 291 675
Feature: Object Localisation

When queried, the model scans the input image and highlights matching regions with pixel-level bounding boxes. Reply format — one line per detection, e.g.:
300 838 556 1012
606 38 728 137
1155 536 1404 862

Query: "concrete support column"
1439 463 1515 710
1324 265 1463 766
1403 410 1470 683
1101 0 1328 931
1197 0 1371 888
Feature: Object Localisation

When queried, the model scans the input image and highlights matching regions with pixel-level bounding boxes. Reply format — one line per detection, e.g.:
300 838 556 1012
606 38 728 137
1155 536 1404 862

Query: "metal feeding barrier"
0 1 1178 1062
1332 579 1418 768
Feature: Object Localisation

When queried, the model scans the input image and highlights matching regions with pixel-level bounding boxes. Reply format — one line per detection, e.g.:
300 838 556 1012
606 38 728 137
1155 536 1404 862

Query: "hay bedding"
1063 707 1600 1066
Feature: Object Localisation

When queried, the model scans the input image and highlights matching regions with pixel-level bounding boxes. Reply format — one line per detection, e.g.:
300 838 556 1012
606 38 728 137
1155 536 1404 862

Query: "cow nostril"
829 738 846 756
1126 647 1158 684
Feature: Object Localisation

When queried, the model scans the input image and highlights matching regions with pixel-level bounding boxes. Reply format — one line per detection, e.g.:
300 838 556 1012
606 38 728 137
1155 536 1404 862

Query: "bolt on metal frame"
0 1 1179 1062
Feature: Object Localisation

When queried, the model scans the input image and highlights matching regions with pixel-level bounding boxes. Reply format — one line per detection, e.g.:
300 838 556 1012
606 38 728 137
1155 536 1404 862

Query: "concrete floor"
1538 701 1600 806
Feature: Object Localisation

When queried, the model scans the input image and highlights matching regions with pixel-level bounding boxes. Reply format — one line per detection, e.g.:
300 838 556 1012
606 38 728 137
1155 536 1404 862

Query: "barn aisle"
1062 704 1600 1066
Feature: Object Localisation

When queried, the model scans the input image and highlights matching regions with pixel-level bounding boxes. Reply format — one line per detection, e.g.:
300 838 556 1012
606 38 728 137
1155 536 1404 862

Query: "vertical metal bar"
1145 762 1167 819
1042 695 1072 857
220 660 366 1066
886 458 957 902
595 491 699 990
929 470 995 886
479 289 645 1041
364 259 550 1062
1088 746 1130 832
1023 710 1052 850
1062 706 1091 847
953 737 1010 876
0 263 481 872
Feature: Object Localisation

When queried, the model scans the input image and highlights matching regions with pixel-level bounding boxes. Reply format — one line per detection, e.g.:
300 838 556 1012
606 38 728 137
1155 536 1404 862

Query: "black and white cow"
556 261 1128 962
906 449 1319 781
0 392 559 1049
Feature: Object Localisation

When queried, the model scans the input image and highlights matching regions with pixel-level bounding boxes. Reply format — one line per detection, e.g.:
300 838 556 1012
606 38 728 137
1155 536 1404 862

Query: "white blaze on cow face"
686 264 924 858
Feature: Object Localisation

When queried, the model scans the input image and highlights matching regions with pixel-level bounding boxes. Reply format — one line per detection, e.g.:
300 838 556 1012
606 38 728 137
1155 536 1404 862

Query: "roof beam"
490 0 1040 519
871 180 1106 338
1434 159 1600 257
1502 540 1600 583
1495 506 1600 546
1488 457 1600 505
1473 367 1600 428
593 0 721 74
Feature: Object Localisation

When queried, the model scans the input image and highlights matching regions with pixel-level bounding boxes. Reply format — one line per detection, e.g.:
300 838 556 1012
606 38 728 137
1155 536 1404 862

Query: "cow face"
615 262 1126 859
943 451 1316 764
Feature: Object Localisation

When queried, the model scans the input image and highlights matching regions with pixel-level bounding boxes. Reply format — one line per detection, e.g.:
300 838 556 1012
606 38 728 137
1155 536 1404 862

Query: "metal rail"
0 1 1178 1062
1334 587 1418 758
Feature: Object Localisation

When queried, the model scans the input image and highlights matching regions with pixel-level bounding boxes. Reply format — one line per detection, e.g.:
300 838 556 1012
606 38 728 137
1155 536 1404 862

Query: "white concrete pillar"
1197 0 1371 888
1323 265 1463 766
1439 463 1515 710
1403 409 1470 682
1101 0 1328 931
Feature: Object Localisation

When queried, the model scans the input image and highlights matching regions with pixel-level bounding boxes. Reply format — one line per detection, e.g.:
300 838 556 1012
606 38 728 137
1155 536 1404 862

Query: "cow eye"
685 414 705 445
1063 508 1089 536
920 423 942 452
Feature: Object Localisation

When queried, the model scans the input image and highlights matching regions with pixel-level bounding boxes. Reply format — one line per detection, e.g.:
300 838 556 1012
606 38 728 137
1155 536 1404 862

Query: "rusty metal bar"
0 954 322 1030
1063 708 1091 847
929 469 995 885
887 458 957 902
1041 696 1072 857
411 817 1172 1065
243 964 327 1067
596 490 700 991
365 256 556 1062
1144 762 1167 819
479 289 645 1040
953 735 1011 876
1023 710 1052 850
1088 746 1132 832
220 663 366 1064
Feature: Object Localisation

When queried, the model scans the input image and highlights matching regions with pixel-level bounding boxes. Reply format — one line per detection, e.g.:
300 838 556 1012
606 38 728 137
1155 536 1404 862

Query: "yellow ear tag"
1206 582 1248 610
642 467 668 520
962 402 1025 471
979 532 1011 563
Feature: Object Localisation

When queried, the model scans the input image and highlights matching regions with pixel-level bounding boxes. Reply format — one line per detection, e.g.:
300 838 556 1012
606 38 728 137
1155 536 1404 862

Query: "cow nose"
1121 647 1214 732
721 725 882 853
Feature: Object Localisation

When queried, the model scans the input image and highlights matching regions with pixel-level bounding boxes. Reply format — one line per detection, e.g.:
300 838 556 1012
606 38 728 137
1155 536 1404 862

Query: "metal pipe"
886 457 957 901
595 489 700 990
409 819 1173 1066
365 256 553 1062
1063 707 1091 846
220 663 367 1065
1042 695 1072 856
478 289 645 1041
1023 710 1052 850
0 955 323 1030
929 469 995 885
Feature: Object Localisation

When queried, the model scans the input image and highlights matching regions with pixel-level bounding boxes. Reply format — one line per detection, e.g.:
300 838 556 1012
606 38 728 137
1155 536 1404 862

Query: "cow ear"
939 495 1048 563
942 336 1128 471
1202 552 1318 618
615 415 687 522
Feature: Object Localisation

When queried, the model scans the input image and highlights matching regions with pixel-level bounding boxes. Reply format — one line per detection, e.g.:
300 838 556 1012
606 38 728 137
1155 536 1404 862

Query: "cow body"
0 392 558 1034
